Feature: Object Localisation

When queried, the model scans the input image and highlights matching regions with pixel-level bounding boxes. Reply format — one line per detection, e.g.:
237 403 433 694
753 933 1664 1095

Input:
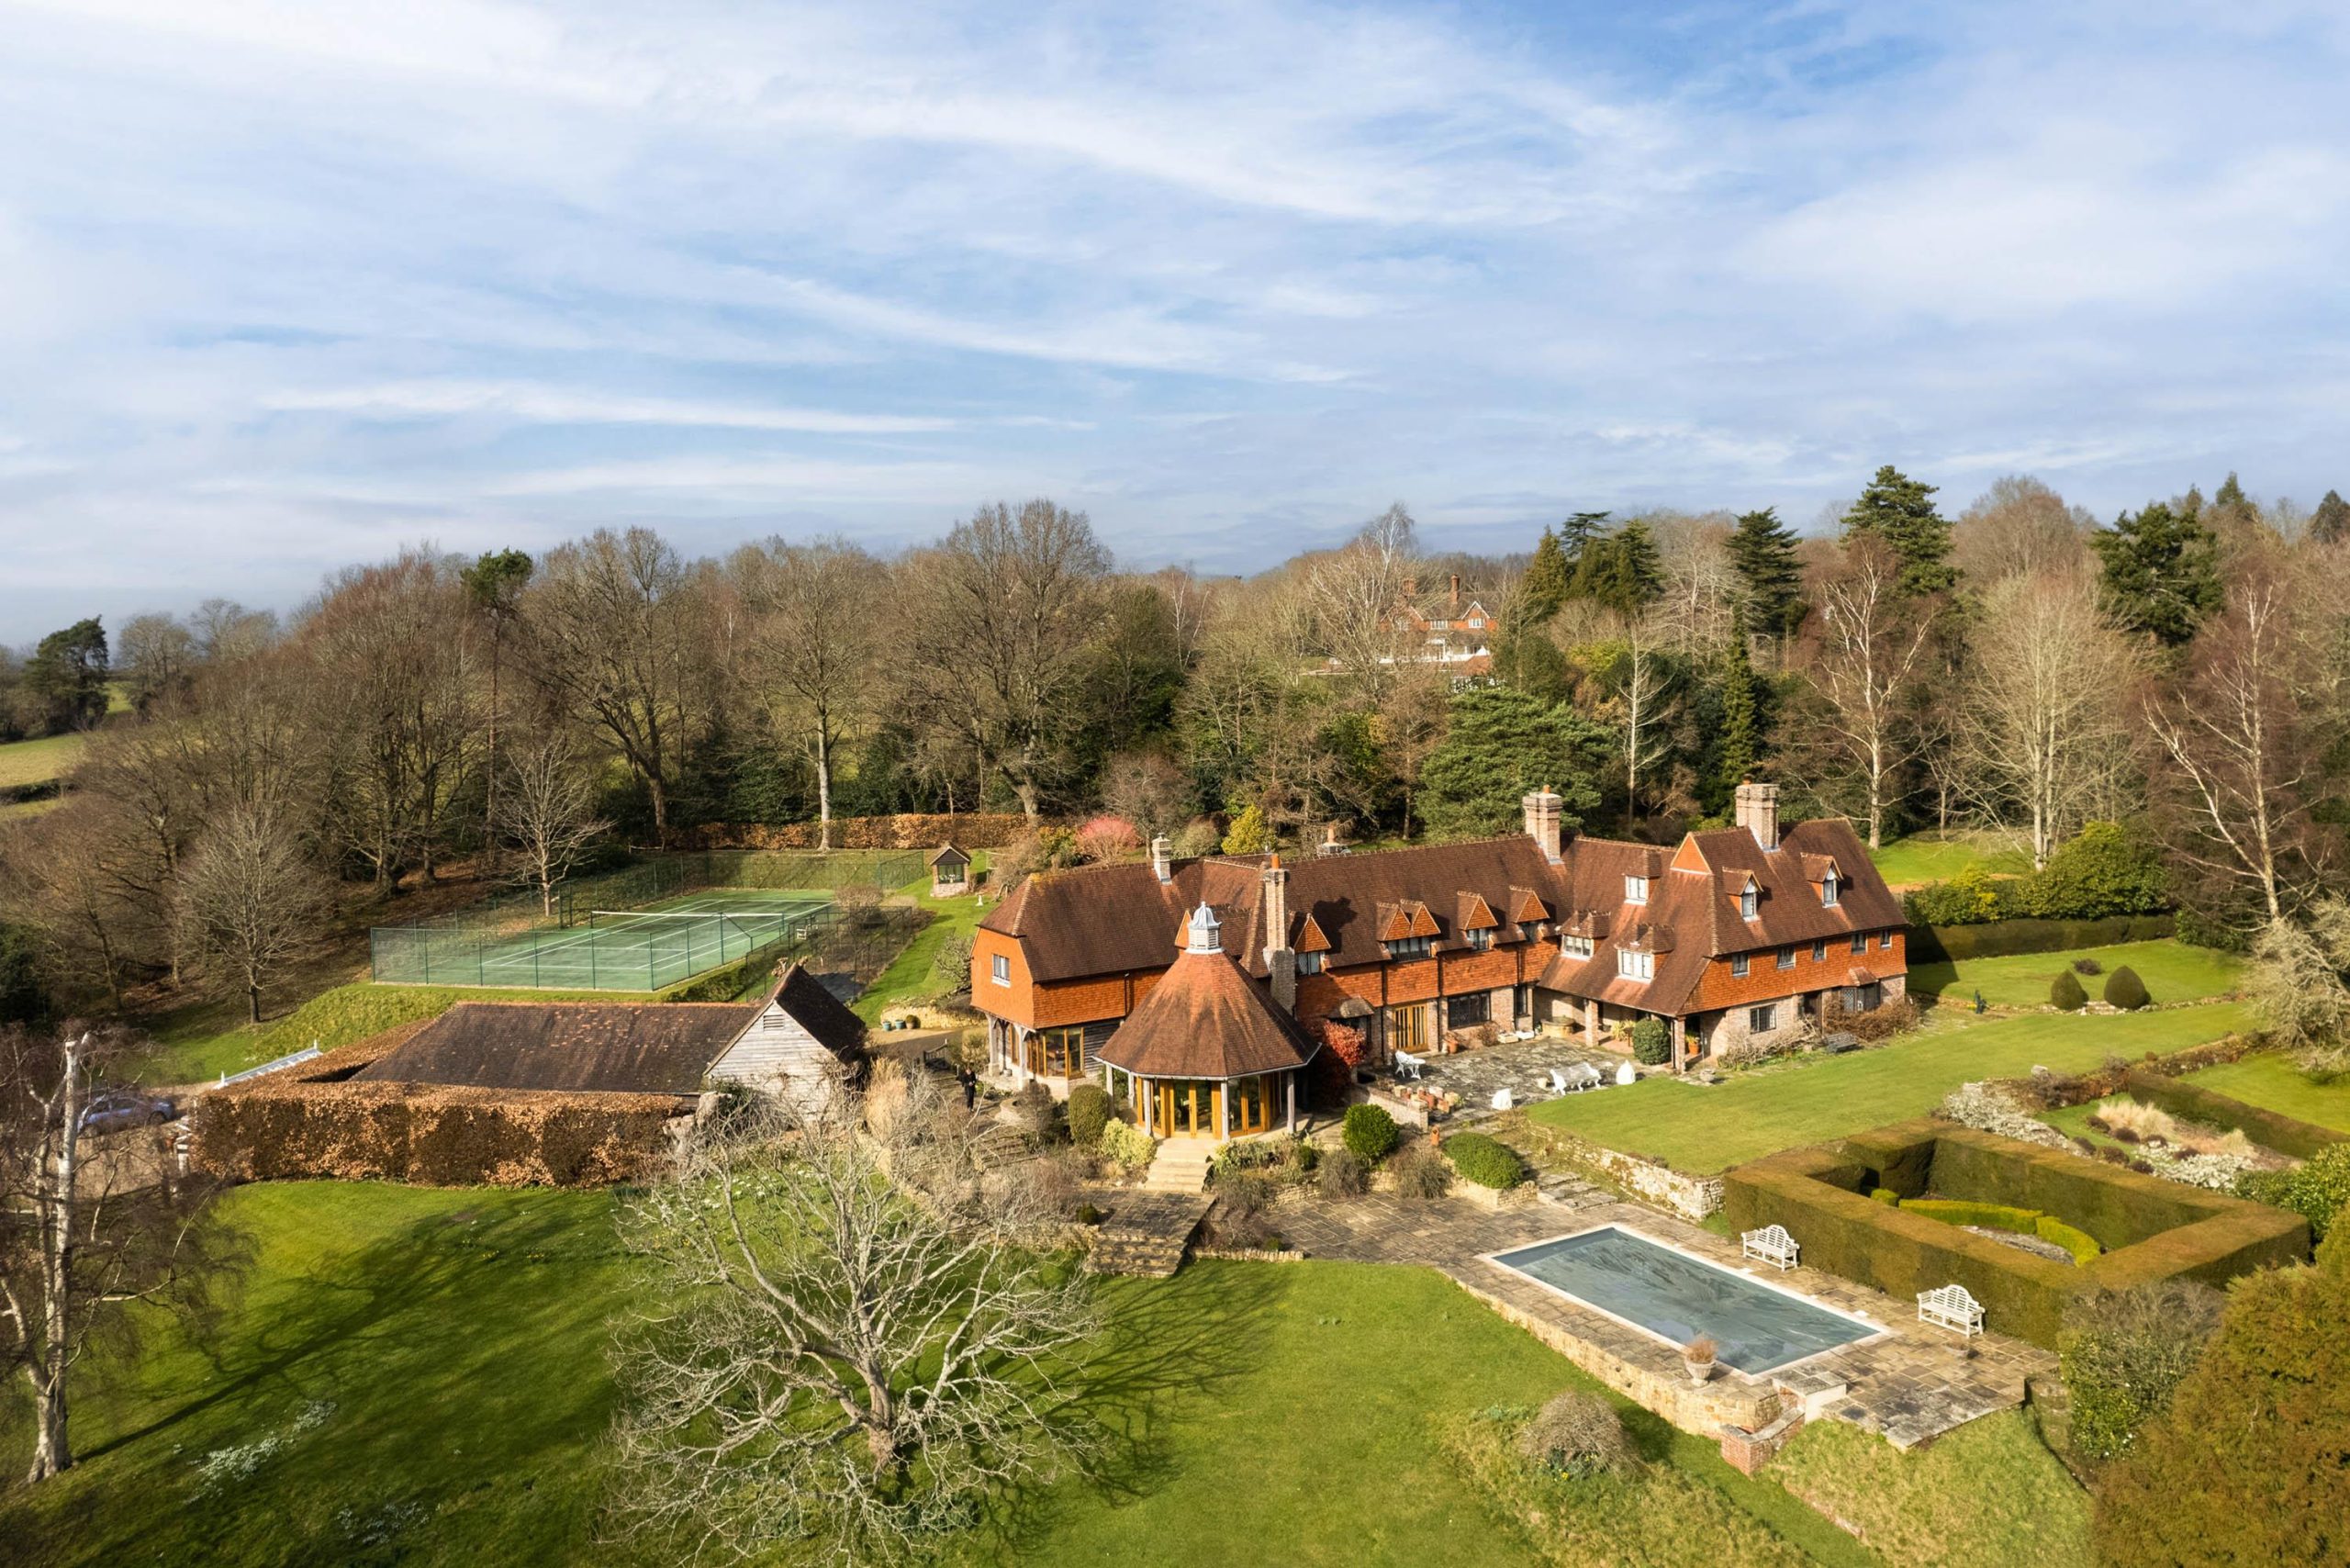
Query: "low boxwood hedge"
1722 1121 2310 1348
1903 1198 2045 1232
1442 1131 1527 1190
1907 913 2175 965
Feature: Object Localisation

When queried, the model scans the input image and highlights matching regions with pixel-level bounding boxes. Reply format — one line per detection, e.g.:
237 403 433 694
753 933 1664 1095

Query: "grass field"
1769 1413 2088 1568
853 853 993 1023
2180 1051 2350 1134
0 1182 1919 1568
0 731 87 790
1864 831 2031 887
1908 939 2244 1009
1527 1002 2254 1173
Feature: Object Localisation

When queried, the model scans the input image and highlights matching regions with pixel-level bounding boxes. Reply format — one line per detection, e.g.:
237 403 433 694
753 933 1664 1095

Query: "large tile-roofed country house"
357 963 870 1111
972 782 1906 1137
1375 572 1498 678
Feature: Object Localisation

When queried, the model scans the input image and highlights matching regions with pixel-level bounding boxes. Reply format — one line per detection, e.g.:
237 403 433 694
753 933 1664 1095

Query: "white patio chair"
1546 1068 1570 1094
1918 1284 1985 1338
1741 1225 1799 1271
1490 1086 1515 1111
1393 1050 1426 1081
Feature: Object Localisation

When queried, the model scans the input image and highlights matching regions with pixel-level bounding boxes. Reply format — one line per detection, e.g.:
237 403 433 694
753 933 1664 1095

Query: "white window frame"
1821 872 1840 907
1880 931 1896 950
990 953 1011 986
1617 948 1653 980
1624 875 1649 904
1560 934 1595 958
1739 887 1758 919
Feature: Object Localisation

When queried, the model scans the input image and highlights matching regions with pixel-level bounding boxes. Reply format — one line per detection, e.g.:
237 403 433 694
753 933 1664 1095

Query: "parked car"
79 1091 176 1135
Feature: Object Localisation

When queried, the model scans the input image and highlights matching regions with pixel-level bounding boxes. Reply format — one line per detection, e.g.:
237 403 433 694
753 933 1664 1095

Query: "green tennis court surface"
370 890 834 991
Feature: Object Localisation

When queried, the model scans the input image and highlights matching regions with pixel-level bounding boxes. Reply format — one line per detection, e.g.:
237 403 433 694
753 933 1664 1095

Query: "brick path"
1275 1186 2054 1449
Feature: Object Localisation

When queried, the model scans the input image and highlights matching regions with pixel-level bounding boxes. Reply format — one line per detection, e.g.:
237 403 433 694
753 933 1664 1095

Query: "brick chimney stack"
1734 781 1780 851
1261 854 1297 1012
1522 787 1564 864
1449 573 1461 611
1150 834 1172 882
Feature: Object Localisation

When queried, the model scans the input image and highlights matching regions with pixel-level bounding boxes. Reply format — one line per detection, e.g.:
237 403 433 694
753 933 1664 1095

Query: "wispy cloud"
1 0 2347 639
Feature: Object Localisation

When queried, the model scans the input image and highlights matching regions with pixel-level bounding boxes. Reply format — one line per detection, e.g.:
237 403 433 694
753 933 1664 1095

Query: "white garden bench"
1918 1284 1985 1338
1741 1225 1799 1271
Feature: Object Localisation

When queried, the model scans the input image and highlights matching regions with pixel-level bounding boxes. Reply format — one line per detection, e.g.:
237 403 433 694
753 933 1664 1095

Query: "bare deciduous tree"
2143 578 2343 922
1796 543 1937 847
1953 475 2092 586
524 528 710 842
2 1023 233 1482
495 736 610 914
1955 570 2141 867
901 500 1111 823
1304 502 1423 705
174 803 330 1024
2244 902 2350 1072
733 537 881 850
610 1073 1101 1564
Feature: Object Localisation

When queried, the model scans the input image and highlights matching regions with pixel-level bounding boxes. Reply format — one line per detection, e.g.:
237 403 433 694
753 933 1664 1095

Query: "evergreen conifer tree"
1521 527 1572 624
2312 489 2350 546
1576 519 1662 613
1841 465 1955 597
2214 472 2248 510
1726 506 1804 639
1556 510 1611 571
1710 626 1762 810
2090 501 2223 645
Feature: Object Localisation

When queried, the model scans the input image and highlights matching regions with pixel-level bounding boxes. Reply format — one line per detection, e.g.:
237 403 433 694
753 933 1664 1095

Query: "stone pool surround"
1273 1187 2055 1451
1721 1119 2311 1349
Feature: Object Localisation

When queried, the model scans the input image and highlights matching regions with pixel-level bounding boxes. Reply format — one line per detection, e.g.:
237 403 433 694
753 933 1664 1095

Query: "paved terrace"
1274 1186 2054 1450
1377 1030 1656 1126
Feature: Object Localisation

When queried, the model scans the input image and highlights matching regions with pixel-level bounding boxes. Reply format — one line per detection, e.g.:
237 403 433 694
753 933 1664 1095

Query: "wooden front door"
1154 1080 1223 1137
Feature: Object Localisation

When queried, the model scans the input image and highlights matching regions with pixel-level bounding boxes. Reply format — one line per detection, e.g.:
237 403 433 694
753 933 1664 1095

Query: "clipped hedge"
1906 914 2176 966
2037 1216 2103 1265
1067 1083 1113 1148
196 1029 684 1186
1904 1198 2044 1232
1442 1132 1528 1190
1343 1102 1401 1165
2051 970 2088 1011
658 935 797 1003
1722 1121 2310 1348
2120 1067 2348 1162
2103 965 2151 1011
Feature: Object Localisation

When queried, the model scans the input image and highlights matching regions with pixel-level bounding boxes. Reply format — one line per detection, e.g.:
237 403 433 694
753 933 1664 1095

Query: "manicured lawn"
1866 831 2031 887
854 854 993 1023
1527 1003 2255 1173
0 1182 1860 1568
2181 1051 2350 1134
0 731 86 790
1908 939 2243 1010
1771 1412 2089 1568
140 980 653 1085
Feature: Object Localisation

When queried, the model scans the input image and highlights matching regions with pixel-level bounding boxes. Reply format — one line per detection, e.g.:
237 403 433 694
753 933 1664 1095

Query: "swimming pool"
1487 1226 1882 1374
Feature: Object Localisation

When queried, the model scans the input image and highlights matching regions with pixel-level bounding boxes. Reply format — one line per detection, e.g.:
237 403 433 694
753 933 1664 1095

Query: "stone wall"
1513 1118 1725 1219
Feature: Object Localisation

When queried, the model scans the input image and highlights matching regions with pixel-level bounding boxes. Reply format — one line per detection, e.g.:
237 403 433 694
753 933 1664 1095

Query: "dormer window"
1739 886 1759 920
1625 875 1649 904
1386 935 1432 960
1560 934 1594 958
1296 951 1325 975
1617 948 1653 980
1465 927 1494 952
1821 870 1840 907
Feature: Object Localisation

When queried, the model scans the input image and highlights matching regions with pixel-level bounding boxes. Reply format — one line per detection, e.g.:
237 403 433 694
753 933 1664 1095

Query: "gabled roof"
927 843 970 868
762 963 871 1069
1095 945 1320 1081
1377 900 1443 941
353 999 756 1094
1457 891 1500 932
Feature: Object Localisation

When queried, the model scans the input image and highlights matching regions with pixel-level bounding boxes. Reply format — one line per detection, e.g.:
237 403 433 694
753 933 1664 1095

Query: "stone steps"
1140 1139 1215 1193
1084 1193 1213 1277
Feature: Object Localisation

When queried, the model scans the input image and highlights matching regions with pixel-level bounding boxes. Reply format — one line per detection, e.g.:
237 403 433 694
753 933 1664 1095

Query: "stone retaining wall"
1516 1121 1725 1219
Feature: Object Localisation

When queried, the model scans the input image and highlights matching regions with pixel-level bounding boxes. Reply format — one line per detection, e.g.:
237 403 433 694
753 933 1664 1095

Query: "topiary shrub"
1066 1083 1113 1148
1444 1132 1528 1190
1516 1389 1639 1478
1342 1102 1401 1165
1628 1016 1671 1066
2103 966 2151 1011
2074 956 2104 976
2052 970 2089 1011
2060 1281 2224 1465
2090 1254 2350 1562
1317 1146 1368 1198
1388 1141 1453 1199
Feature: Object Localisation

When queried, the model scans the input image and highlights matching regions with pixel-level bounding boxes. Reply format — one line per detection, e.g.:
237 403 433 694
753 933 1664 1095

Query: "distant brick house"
971 783 1907 1136
1377 572 1499 678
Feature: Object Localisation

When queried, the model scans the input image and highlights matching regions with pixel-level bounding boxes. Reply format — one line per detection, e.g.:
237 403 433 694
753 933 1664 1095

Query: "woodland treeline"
6 471 2350 1018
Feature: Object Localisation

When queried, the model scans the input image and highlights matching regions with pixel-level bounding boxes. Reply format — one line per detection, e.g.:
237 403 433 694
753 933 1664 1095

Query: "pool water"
1489 1226 1878 1374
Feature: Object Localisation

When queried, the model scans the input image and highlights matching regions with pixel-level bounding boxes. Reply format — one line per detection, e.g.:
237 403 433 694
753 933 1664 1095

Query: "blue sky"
2 0 2346 641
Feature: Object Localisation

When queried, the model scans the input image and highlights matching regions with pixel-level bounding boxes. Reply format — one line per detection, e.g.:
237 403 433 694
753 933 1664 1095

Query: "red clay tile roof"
353 999 756 1093
980 813 1906 1018
1095 946 1320 1081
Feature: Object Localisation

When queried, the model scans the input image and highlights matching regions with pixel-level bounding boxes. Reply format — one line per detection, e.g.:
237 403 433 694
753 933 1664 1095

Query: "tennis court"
370 889 834 991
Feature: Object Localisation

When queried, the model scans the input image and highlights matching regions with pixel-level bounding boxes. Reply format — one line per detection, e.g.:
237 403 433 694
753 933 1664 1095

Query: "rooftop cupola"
1186 902 1224 956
